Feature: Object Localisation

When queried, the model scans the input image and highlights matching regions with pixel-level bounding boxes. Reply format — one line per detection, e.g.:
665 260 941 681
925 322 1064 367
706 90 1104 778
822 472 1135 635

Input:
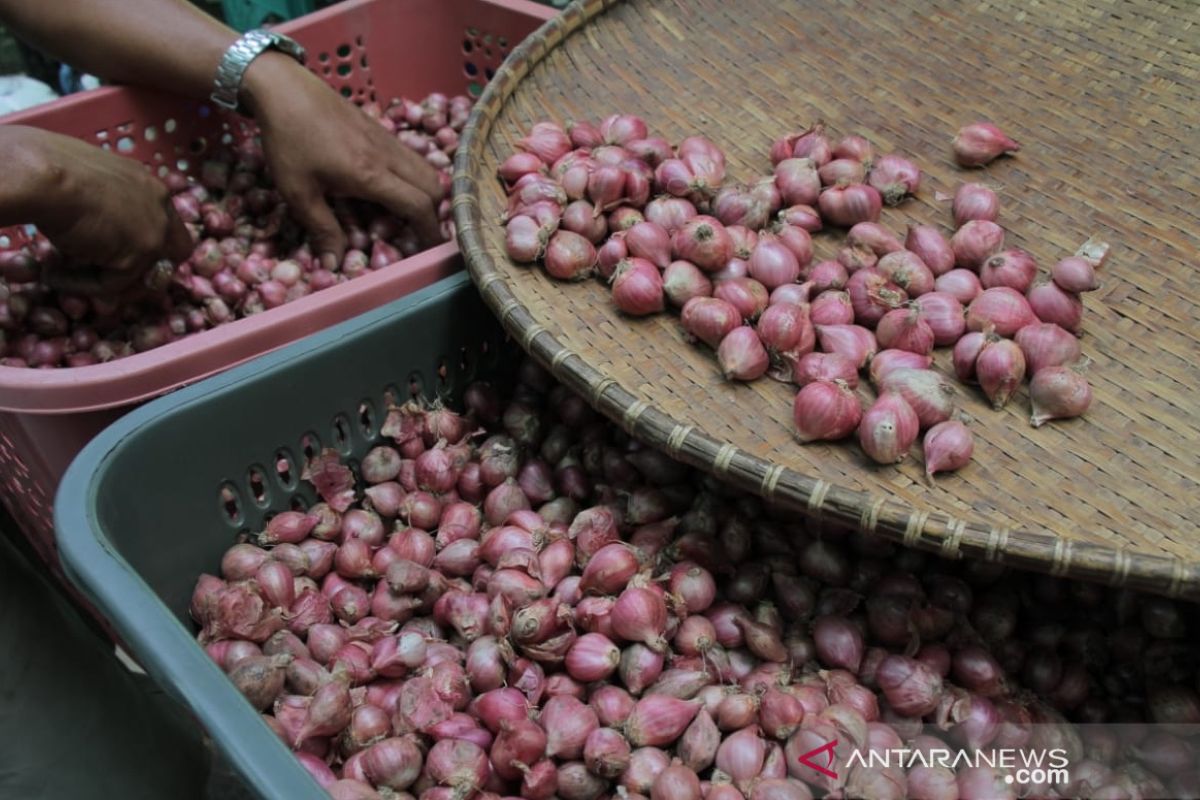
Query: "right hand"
4 125 193 295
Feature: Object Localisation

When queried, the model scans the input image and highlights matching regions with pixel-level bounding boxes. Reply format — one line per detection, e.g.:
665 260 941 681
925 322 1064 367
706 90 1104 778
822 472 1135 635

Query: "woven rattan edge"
450 0 1200 602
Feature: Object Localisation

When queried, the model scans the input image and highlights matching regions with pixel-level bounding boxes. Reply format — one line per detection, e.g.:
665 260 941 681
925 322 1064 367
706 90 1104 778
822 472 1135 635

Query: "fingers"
368 172 442 249
42 262 143 297
386 138 445 203
279 180 347 270
161 204 196 264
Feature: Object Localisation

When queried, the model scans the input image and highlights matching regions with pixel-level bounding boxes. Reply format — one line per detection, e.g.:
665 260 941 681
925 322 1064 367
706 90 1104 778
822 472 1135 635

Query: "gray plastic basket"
54 273 514 799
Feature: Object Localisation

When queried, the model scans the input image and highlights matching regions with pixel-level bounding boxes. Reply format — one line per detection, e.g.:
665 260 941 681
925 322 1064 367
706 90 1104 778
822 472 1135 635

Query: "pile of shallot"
500 116 1105 480
190 358 1193 800
0 92 469 368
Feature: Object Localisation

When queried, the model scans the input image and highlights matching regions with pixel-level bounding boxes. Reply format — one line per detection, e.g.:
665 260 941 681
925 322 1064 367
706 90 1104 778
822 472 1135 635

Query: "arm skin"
0 0 444 289
0 0 241 102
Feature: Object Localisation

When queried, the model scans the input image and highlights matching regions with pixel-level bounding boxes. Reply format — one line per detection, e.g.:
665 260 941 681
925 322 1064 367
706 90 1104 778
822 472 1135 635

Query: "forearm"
0 0 237 101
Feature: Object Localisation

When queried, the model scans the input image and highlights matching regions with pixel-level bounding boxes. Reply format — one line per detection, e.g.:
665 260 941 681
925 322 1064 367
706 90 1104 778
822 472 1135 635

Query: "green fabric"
0 526 210 799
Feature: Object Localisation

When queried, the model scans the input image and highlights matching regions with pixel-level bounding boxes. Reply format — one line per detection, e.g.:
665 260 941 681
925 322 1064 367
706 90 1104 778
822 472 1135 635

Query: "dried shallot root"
496 113 1108 481
0 92 471 368
193 357 1185 799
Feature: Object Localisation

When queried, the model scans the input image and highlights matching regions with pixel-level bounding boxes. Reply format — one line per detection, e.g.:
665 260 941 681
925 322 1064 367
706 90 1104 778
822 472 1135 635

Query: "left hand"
241 53 446 271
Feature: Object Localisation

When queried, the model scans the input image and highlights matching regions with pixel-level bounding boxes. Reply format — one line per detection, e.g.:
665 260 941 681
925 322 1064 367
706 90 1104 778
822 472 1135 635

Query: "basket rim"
451 0 1200 601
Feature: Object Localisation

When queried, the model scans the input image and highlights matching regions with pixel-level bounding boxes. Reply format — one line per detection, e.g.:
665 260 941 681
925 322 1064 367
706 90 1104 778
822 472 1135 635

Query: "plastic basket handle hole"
357 402 376 439
275 450 296 489
219 483 243 524
247 467 269 506
300 433 321 461
331 414 351 450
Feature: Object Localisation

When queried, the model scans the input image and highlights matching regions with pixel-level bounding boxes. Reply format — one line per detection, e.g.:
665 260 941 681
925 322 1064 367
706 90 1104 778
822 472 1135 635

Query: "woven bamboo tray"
453 0 1200 599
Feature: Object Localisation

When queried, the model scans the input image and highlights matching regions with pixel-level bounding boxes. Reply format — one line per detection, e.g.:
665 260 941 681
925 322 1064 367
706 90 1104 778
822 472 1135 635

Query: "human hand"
242 53 445 271
0 125 193 295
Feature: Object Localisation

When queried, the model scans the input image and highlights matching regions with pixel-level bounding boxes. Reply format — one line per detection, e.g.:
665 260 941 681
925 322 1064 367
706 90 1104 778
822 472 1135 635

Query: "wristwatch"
211 29 307 113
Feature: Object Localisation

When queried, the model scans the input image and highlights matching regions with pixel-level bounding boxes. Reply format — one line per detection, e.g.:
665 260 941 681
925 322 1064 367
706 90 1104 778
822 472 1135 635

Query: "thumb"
281 182 347 271
162 204 196 264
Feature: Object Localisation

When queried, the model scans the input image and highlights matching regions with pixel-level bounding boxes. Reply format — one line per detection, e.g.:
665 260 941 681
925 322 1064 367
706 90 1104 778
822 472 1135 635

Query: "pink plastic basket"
0 0 555 573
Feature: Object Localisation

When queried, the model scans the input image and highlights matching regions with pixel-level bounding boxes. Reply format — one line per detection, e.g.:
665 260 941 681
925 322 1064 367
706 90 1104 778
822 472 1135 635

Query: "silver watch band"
211 29 307 112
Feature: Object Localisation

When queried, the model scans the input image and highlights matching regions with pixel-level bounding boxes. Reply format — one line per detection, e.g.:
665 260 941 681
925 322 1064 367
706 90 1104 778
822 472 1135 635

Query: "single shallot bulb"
662 260 713 308
681 297 742 348
792 351 859 387
923 420 974 480
815 324 878 369
612 586 669 652
818 184 883 227
833 134 875 164
673 216 734 273
858 392 920 464
505 215 545 263
904 224 955 276
713 277 769 321
953 331 988 383
876 655 944 716
749 235 801 289
877 250 934 296
913 292 966 345
808 260 849 292
877 368 957 428
868 350 932 385
980 249 1037 293
588 165 627 212
953 122 1021 167
778 204 823 232
1029 365 1092 427
645 196 698 234
967 287 1036 337
519 121 572 165
599 114 648 145
818 158 866 186
847 222 903 257
868 155 921 205
952 183 1000 226
1051 256 1100 293
775 158 822 207
809 290 854 326
611 258 665 316
713 184 771 231
1014 323 1081 375
935 269 983 304
756 302 815 361
793 380 862 443
499 152 547 184
951 220 1005 269
975 336 1026 410
544 230 596 281
875 308 935 355
596 232 628 280
626 222 673 268
562 200 608 243
718 327 770 381
1027 280 1083 334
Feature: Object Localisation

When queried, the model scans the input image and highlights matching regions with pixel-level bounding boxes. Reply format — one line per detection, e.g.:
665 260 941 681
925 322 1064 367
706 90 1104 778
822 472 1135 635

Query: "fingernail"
321 253 338 272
